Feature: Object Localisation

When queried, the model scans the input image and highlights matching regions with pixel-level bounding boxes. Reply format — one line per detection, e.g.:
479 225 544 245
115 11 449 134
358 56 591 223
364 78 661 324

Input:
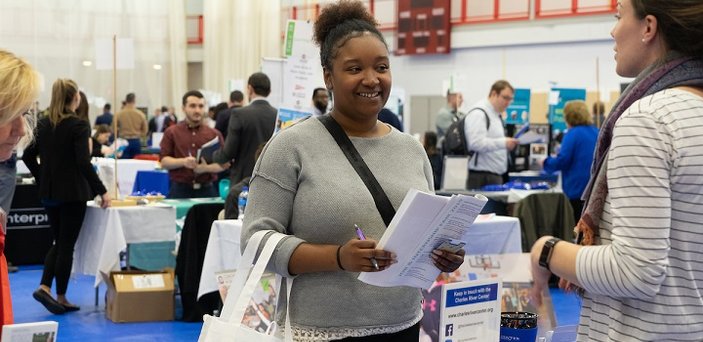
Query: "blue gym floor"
9 266 581 341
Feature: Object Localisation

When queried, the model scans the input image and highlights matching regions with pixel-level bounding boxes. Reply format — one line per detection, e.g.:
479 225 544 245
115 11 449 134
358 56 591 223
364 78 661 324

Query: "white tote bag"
198 230 293 342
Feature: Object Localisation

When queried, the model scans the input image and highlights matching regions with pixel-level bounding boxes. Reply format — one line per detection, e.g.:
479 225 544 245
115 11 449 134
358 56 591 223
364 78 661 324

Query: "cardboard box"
105 270 174 322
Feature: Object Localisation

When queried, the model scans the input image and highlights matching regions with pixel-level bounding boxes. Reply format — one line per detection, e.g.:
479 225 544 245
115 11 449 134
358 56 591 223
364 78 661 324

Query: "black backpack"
442 108 489 156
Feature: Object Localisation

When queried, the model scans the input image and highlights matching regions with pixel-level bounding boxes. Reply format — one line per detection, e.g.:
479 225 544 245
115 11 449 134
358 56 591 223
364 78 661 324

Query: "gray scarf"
577 52 703 246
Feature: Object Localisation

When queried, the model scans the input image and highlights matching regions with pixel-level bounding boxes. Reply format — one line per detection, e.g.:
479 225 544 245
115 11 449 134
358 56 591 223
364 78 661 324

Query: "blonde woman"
23 79 111 314
0 49 40 331
541 100 598 222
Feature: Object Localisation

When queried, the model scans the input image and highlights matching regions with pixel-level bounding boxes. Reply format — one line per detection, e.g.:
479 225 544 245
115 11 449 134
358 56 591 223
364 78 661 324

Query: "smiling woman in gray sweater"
240 2 466 341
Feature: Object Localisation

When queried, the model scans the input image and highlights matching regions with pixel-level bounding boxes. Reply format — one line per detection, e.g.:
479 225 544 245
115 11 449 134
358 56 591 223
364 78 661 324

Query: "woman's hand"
431 248 465 272
529 236 552 307
338 239 396 272
100 193 112 208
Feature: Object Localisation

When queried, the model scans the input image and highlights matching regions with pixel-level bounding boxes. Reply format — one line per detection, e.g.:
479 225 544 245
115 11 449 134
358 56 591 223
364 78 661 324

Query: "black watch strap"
538 237 562 271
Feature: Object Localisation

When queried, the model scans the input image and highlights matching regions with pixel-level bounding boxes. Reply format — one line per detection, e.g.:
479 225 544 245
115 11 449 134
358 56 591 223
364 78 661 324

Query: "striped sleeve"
576 101 672 299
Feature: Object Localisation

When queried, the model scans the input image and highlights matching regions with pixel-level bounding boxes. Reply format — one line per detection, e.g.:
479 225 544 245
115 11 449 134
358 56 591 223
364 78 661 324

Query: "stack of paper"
358 189 487 289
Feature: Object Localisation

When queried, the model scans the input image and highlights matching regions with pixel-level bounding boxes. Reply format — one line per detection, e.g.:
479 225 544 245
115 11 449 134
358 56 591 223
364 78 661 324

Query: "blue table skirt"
132 170 170 196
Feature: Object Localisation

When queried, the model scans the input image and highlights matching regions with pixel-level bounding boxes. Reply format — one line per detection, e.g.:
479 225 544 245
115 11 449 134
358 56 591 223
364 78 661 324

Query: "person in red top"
0 49 40 330
160 90 229 198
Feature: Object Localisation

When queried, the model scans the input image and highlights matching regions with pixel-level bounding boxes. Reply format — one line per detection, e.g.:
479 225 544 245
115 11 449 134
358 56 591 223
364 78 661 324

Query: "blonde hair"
564 100 593 127
48 79 79 126
0 50 40 127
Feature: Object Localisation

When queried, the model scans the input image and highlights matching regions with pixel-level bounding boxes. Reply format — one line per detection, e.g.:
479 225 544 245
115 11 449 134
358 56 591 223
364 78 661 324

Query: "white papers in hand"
516 131 544 144
358 189 487 289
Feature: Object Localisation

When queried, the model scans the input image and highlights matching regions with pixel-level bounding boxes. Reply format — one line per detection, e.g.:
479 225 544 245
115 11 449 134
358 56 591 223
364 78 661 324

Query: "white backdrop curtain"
0 0 187 123
203 0 281 101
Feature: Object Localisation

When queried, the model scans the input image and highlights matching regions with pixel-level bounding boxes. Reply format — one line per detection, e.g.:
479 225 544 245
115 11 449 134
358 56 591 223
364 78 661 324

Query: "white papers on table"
358 189 487 289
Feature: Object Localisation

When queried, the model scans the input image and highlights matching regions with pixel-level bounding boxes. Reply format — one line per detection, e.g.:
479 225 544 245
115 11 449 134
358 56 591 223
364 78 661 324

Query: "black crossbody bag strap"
318 115 396 226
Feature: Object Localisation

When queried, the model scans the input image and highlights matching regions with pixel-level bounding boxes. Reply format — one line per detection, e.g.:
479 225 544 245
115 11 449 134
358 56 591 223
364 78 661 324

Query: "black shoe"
32 289 66 315
61 303 80 312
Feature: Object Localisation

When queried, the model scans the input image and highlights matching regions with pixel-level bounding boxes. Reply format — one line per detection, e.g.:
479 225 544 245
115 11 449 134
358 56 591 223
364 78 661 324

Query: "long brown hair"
48 79 79 126
631 0 703 59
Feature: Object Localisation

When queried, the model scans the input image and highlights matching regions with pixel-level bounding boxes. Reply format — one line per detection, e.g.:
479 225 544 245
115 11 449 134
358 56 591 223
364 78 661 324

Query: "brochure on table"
439 278 502 342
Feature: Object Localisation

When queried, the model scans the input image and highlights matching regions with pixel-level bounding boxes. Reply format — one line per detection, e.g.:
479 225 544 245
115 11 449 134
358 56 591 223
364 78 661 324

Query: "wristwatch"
538 237 562 271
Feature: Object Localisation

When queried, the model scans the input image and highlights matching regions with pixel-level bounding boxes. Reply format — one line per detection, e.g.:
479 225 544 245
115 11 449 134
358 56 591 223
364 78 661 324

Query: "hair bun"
313 0 377 47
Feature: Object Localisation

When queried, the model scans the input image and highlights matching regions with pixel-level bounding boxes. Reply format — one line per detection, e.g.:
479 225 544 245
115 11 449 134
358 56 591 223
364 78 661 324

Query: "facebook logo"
445 324 454 337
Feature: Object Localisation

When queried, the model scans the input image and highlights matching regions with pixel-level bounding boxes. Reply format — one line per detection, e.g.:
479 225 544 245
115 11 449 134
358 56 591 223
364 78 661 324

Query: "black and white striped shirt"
576 88 703 341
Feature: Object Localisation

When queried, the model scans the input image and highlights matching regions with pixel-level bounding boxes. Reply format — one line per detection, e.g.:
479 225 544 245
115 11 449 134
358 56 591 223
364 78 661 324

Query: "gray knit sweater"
242 117 434 341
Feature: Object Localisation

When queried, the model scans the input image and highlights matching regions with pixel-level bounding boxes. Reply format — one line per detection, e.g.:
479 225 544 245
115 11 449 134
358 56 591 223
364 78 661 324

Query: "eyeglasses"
500 94 514 102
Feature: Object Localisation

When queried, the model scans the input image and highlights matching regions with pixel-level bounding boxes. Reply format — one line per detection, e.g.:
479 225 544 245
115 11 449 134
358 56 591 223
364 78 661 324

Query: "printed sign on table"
439 278 502 341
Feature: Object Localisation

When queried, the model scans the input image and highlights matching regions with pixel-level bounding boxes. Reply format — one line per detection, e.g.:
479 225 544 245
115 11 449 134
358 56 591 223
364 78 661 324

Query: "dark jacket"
215 106 242 140
213 99 277 184
23 116 107 202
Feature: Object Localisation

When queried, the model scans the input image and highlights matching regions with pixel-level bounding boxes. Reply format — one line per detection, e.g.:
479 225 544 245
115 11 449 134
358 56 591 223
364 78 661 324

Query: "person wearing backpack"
464 80 519 189
435 89 463 140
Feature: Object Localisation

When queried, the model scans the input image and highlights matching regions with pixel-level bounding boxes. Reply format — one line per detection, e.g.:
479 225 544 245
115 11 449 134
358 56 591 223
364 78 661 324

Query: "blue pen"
355 224 379 270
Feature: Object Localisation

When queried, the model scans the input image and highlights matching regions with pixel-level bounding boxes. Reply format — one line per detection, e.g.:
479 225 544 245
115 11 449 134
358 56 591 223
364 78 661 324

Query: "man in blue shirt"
94 103 113 127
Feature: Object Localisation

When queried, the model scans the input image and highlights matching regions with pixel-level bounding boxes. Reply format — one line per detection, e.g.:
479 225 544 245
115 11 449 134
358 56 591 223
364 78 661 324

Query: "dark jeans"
333 322 420 342
168 181 217 199
121 138 142 159
41 201 87 295
570 199 584 225
466 171 503 190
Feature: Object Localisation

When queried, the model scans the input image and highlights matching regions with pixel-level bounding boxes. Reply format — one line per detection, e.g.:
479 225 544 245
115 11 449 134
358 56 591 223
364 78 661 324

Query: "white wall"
382 16 627 130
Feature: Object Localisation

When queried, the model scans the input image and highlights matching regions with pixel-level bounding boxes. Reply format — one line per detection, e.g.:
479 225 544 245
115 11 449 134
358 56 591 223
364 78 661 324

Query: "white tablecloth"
198 219 242 299
72 203 177 286
94 158 159 198
464 215 522 255
196 216 521 299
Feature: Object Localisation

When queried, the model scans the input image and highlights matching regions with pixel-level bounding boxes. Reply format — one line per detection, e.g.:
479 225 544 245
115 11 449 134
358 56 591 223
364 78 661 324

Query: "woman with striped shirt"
529 1 703 341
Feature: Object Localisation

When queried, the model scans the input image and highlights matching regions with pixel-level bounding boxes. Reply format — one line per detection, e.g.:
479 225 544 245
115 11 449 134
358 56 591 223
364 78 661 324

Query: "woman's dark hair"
76 91 89 123
423 131 438 155
313 0 387 70
631 0 703 58
93 124 110 140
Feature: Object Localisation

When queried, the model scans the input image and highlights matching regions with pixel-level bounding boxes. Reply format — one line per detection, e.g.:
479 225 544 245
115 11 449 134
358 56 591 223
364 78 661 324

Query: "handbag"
317 115 396 225
198 230 293 342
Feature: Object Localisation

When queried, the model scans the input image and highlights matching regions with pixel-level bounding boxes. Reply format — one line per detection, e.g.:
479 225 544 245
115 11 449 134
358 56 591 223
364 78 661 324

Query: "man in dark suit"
215 90 245 139
213 72 277 185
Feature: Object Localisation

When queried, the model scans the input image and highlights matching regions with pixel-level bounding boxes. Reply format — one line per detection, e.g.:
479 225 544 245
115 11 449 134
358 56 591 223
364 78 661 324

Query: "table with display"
5 181 52 265
124 197 224 273
132 170 170 197
196 215 522 300
93 158 159 198
71 202 177 287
